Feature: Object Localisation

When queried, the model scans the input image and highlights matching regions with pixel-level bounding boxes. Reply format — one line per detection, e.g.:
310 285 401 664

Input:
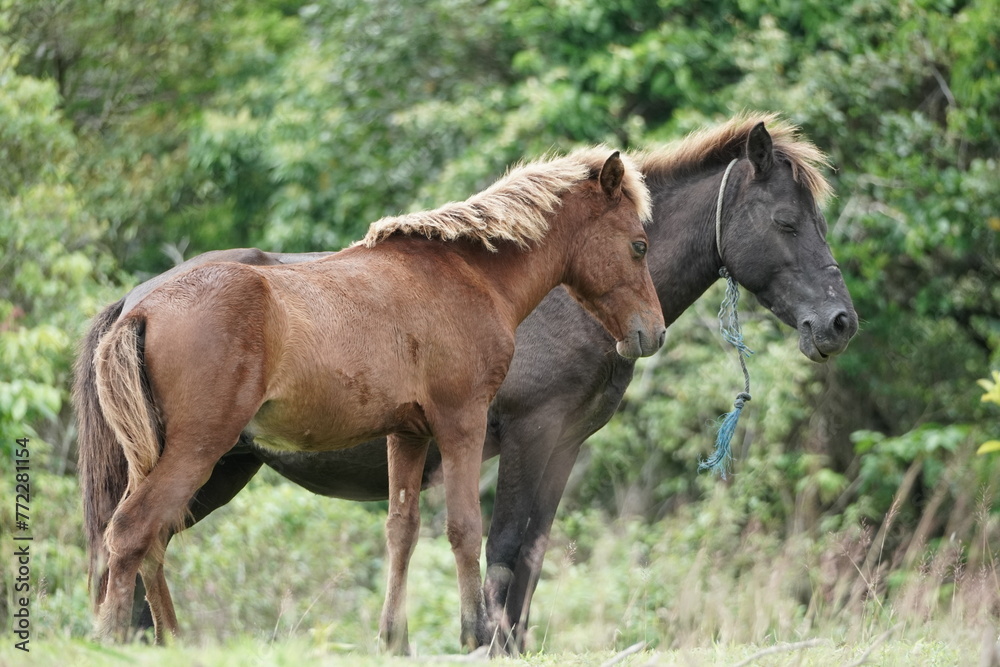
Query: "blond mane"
636 112 833 205
358 147 651 252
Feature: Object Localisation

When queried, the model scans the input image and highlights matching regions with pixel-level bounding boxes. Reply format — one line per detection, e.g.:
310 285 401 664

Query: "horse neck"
645 167 729 326
466 210 581 330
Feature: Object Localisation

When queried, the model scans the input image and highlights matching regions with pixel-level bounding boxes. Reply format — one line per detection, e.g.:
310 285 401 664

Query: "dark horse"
76 114 858 652
77 148 665 650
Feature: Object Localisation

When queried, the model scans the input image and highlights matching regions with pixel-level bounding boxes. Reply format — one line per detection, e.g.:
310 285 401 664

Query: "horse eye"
631 241 648 257
774 219 797 235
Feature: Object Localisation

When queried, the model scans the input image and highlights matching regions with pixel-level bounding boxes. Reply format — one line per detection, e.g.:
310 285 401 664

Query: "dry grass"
2 461 997 664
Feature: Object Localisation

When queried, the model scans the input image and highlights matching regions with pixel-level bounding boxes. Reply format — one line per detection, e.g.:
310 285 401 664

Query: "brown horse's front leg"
436 418 491 651
379 433 430 655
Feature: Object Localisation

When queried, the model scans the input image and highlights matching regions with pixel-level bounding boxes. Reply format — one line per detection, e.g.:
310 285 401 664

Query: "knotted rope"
699 159 753 478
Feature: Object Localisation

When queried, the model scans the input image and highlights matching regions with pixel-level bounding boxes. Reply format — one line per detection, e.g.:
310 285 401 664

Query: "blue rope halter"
699 159 753 479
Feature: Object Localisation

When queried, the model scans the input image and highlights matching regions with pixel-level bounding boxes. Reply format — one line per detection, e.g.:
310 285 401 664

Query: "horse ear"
746 122 774 178
599 151 625 198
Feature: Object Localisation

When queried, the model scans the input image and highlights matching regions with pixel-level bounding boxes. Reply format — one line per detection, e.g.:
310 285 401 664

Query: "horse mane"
358 147 651 252
636 111 833 205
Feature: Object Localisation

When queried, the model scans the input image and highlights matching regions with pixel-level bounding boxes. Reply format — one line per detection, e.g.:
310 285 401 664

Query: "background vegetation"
1 0 997 663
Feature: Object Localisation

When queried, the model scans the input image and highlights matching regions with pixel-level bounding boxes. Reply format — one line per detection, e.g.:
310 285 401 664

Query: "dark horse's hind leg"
131 447 263 631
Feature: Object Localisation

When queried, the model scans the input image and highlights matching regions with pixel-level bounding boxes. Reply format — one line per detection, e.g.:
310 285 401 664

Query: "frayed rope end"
699 392 751 479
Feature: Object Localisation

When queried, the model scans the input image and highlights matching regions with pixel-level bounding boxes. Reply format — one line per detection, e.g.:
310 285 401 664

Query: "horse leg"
131 448 264 632
187 446 264 525
99 438 240 641
435 417 491 651
503 441 579 653
484 419 564 654
99 480 168 640
378 433 430 655
138 551 177 643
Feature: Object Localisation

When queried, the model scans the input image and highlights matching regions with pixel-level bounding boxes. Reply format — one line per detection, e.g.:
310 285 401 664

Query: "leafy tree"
0 47 120 466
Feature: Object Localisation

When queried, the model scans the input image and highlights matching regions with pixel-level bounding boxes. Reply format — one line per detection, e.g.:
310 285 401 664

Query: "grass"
0 632 982 665
1 467 996 665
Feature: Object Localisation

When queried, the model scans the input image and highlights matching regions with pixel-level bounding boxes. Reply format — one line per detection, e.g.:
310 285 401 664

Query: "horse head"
719 123 858 362
563 151 666 359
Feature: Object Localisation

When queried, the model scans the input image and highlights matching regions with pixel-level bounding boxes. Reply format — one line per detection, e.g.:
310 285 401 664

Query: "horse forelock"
357 146 650 252
635 112 833 206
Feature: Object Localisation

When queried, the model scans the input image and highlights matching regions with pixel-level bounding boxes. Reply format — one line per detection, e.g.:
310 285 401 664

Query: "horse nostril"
832 311 849 333
657 329 666 348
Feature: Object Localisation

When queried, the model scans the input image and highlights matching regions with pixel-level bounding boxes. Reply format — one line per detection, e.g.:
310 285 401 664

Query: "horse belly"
247 382 428 454
247 401 381 453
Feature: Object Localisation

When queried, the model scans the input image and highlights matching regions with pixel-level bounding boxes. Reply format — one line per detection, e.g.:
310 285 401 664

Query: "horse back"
121 248 333 315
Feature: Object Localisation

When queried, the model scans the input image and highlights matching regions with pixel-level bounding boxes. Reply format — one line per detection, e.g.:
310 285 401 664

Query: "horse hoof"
378 627 411 656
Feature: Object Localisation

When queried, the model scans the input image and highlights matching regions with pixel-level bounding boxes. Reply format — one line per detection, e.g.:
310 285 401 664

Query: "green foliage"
979 371 1000 406
0 52 121 460
850 424 967 520
0 56 73 197
117 0 516 267
720 0 999 431
978 370 1000 454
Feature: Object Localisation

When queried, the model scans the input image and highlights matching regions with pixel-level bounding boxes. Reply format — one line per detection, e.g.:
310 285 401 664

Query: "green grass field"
1 469 994 665
0 631 982 665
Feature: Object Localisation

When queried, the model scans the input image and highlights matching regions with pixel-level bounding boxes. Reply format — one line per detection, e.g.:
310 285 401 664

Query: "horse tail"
94 314 162 496
75 306 161 609
75 299 126 609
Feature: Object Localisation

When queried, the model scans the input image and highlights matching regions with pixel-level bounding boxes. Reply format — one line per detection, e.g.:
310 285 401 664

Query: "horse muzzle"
798 308 859 362
615 316 667 359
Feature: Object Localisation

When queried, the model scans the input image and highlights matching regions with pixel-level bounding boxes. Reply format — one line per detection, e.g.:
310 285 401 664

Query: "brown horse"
85 148 665 650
